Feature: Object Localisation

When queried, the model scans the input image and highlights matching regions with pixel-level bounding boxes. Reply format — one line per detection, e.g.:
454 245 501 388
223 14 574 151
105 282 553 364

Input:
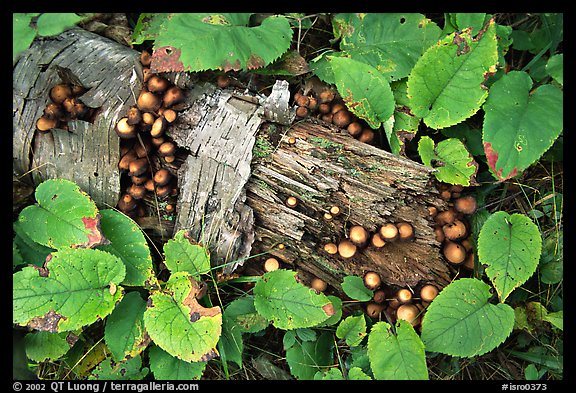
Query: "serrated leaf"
131 13 169 45
253 269 335 330
482 71 563 181
546 54 563 86
97 209 156 288
18 179 107 249
477 212 542 302
13 241 24 267
454 13 487 36
367 320 428 380
35 13 83 37
418 136 479 186
13 248 125 332
104 292 150 362
328 56 395 129
163 230 211 277
332 13 442 81
152 13 293 72
148 345 206 380
24 331 71 362
407 19 498 129
89 354 148 380
285 332 334 380
440 122 485 156
420 278 515 357
341 275 373 301
143 272 222 363
336 315 367 347
13 13 37 61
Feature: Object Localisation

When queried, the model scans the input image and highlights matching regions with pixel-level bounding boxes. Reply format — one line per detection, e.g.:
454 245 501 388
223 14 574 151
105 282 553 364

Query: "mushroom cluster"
293 88 377 144
114 50 186 218
36 83 92 132
323 220 415 261
362 269 439 330
430 183 477 270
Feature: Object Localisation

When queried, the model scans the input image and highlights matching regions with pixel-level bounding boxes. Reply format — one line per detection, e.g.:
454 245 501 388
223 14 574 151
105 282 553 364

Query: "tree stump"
13 28 143 208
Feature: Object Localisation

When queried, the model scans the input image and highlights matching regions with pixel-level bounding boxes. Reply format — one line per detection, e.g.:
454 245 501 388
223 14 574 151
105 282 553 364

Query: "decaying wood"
13 28 143 208
243 119 453 292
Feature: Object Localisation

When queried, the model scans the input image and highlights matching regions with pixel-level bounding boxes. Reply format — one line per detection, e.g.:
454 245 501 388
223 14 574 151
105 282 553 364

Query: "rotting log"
13 28 143 208
242 119 452 292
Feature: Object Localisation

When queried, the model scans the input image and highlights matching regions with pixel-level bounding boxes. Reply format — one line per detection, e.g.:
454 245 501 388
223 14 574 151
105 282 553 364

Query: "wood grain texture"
13 28 143 208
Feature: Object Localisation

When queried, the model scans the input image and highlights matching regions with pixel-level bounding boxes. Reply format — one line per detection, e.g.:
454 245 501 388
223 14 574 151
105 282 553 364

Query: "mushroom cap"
420 284 439 302
338 240 357 259
443 241 467 264
349 225 369 245
311 277 327 292
396 222 414 241
263 257 280 272
442 219 467 241
332 109 352 128
371 233 386 248
366 302 385 318
396 304 420 326
396 288 413 303
454 195 478 215
285 196 298 208
379 223 399 241
363 271 381 290
137 91 161 112
323 243 338 255
153 168 172 186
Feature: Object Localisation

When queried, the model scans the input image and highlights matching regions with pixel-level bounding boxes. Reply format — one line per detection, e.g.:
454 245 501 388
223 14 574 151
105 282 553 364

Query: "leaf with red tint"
151 46 185 73
76 215 110 248
483 142 518 181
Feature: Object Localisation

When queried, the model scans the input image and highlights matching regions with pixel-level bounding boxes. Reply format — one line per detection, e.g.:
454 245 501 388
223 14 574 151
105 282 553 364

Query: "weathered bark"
13 28 143 208
242 119 453 292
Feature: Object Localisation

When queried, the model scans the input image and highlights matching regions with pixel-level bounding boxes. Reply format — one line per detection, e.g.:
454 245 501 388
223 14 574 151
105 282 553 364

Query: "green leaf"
24 331 71 362
36 13 84 37
13 13 37 61
454 13 487 36
97 209 156 288
285 332 334 380
477 212 542 302
317 295 343 327
407 19 498 129
418 136 479 186
314 368 344 380
219 316 244 367
253 269 335 330
13 241 24 267
332 13 442 81
390 78 421 154
546 54 563 85
328 56 395 129
104 292 149 362
420 278 515 357
13 248 125 332
152 13 293 72
544 311 563 331
524 364 540 380
482 70 563 181
143 272 222 363
341 275 373 301
131 13 169 45
283 330 297 350
13 222 54 268
223 296 269 334
89 355 148 380
539 231 563 285
367 320 428 380
348 367 372 380
148 345 206 380
440 122 485 157
163 230 211 277
17 179 106 249
336 315 367 347
296 328 317 342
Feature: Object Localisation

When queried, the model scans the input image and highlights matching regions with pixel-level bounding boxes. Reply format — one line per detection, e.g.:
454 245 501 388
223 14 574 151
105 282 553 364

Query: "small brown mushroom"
373 289 386 303
117 193 137 212
332 109 352 128
158 141 176 156
443 241 467 265
318 103 331 114
115 118 137 139
128 158 148 177
163 86 185 107
363 271 381 290
349 225 369 246
36 116 57 132
118 150 138 171
311 277 327 293
153 168 172 186
347 121 363 137
397 304 420 326
318 89 335 104
295 94 310 107
329 206 341 216
216 74 231 88
285 196 298 208
434 209 457 226
337 240 357 259
396 288 413 304
454 195 478 215
49 84 72 104
371 233 386 248
396 222 414 241
366 302 385 318
379 223 399 242
358 128 375 144
150 116 167 138
140 50 152 66
163 108 177 123
127 184 147 200
137 91 161 112
442 219 467 241
420 284 439 302
323 243 338 255
43 103 63 119
147 75 170 94
263 257 280 272
126 107 142 125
